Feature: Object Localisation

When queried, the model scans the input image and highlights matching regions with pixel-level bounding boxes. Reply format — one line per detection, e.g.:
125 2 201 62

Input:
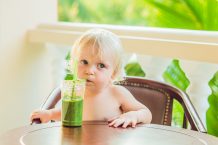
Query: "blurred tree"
58 0 218 30
144 0 218 30
58 0 149 26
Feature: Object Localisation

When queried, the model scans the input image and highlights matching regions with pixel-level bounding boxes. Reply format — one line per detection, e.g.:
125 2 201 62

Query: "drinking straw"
71 58 78 99
63 58 79 123
73 58 78 81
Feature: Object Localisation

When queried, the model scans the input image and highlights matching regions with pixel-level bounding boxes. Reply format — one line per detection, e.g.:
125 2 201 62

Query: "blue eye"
80 60 88 65
97 63 105 69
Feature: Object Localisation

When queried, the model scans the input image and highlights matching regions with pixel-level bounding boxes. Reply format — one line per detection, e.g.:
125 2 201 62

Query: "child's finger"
108 116 119 122
108 119 117 126
122 120 131 128
113 119 124 128
30 114 37 121
131 120 137 128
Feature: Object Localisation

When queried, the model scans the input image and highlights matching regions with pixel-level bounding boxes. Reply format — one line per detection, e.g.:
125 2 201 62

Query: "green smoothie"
62 96 83 127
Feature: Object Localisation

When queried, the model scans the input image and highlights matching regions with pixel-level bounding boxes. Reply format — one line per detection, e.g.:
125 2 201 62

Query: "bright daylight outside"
0 0 218 144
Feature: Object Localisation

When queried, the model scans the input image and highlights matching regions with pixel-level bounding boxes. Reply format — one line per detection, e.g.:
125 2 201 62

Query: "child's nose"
85 66 95 75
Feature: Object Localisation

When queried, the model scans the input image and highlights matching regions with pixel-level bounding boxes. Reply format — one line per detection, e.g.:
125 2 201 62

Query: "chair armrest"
40 87 61 110
178 91 207 133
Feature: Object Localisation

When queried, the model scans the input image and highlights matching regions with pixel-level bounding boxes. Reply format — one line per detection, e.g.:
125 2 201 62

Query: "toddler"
30 29 152 128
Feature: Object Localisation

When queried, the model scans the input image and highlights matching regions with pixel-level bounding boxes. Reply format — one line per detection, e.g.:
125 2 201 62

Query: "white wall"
0 0 57 134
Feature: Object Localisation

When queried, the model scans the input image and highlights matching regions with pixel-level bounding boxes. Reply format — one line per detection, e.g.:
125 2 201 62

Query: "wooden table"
0 121 217 145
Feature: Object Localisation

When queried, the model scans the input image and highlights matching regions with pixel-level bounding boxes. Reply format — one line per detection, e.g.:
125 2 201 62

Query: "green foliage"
163 59 190 91
144 0 218 30
171 100 184 127
58 0 149 26
163 59 190 127
125 62 146 77
124 55 146 77
206 71 218 136
58 0 218 30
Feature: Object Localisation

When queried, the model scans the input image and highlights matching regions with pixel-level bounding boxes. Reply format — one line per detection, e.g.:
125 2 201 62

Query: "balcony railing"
28 22 218 63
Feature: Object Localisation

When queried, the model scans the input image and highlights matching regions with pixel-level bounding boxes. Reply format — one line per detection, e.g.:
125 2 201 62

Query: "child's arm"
108 86 152 128
30 108 61 123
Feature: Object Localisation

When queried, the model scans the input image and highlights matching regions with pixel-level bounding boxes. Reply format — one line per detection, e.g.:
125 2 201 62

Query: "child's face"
77 46 115 93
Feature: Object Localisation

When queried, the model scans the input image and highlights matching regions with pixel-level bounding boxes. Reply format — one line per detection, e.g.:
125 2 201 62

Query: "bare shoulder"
111 84 147 112
111 85 134 100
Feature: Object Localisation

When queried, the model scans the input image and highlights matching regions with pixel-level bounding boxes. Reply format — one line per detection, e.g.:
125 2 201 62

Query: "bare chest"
83 95 122 121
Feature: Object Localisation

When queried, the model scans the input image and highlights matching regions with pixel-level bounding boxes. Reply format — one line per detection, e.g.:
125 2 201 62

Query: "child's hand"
108 111 138 128
30 110 52 123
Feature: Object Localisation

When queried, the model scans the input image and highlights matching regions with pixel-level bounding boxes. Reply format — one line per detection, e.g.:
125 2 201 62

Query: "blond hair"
71 28 123 79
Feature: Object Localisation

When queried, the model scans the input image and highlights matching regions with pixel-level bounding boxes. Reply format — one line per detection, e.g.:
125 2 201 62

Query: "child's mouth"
86 79 94 85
